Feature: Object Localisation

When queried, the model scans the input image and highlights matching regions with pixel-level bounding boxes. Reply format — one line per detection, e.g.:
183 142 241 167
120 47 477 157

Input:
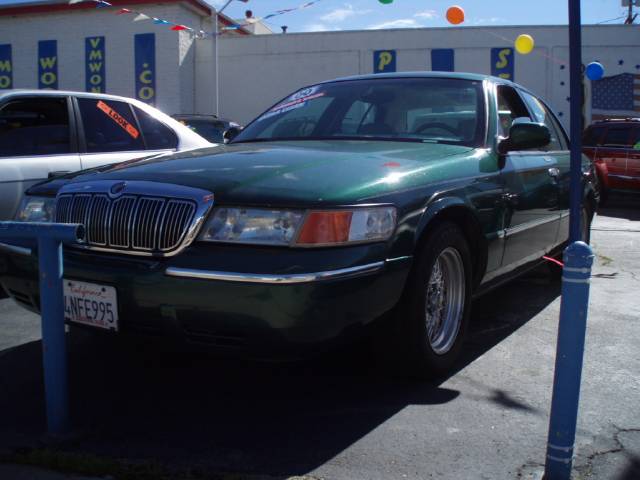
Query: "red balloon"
446 6 465 25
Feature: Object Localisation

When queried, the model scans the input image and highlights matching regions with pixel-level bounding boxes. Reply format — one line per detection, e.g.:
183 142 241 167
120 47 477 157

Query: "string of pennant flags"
67 0 325 38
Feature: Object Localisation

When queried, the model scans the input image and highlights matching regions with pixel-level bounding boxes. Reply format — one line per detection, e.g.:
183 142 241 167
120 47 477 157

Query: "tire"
386 222 472 379
598 187 609 207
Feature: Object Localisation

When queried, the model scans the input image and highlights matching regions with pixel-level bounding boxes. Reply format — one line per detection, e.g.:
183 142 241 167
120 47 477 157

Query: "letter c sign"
374 50 396 74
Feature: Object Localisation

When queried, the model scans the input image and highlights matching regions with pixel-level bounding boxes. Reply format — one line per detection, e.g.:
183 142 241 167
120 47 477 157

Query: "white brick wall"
0 3 207 115
217 25 640 127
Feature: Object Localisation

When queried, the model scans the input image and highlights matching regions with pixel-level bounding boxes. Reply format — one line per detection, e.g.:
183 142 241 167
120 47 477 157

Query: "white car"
0 89 212 220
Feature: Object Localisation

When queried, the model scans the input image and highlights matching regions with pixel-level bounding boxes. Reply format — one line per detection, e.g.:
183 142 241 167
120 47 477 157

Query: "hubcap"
425 247 465 355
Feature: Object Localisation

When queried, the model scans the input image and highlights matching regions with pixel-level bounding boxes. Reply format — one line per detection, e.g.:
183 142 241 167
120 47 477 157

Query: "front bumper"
0 240 412 356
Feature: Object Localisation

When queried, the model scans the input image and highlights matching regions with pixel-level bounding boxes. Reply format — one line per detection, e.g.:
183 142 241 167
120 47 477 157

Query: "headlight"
198 206 396 247
14 196 57 222
199 208 305 245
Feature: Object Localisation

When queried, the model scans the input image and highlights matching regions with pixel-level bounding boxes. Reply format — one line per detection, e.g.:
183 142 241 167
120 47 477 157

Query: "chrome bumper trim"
164 258 409 284
0 242 32 256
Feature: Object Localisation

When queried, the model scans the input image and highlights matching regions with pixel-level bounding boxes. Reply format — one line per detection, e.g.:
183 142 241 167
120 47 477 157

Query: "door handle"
502 192 519 206
548 167 560 178
48 171 71 179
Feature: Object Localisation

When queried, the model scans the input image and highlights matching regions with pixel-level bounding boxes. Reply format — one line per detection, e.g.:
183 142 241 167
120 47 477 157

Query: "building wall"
0 3 207 115
218 25 640 127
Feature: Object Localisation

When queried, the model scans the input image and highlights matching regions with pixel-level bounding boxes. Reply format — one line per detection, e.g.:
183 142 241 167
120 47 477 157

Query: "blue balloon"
586 62 604 81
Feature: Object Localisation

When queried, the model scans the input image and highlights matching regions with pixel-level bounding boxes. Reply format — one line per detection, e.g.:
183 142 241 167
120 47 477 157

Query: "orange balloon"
446 5 465 25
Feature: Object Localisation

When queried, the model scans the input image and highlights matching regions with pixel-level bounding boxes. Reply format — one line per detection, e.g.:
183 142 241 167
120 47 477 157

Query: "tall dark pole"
543 1 595 478
567 0 583 243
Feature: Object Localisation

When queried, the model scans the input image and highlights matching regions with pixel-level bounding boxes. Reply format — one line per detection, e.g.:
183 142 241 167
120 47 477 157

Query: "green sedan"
1 73 598 377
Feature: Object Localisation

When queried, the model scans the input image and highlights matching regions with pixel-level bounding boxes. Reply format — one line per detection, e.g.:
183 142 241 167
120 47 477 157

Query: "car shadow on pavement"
598 193 640 221
0 267 560 478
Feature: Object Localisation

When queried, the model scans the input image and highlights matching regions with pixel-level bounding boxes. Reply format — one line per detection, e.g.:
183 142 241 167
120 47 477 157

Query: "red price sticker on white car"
96 100 140 139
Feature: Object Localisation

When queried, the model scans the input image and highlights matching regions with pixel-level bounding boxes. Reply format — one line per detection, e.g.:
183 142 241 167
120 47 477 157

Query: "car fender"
593 161 610 190
414 195 487 287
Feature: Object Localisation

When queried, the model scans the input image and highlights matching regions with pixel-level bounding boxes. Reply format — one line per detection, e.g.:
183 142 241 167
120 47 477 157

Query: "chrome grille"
56 193 197 255
109 196 136 248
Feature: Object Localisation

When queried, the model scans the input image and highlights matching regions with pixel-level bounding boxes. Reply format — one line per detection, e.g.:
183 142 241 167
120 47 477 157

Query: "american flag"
591 73 640 121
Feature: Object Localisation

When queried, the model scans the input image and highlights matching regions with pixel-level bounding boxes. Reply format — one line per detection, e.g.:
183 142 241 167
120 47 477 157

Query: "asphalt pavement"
0 194 638 480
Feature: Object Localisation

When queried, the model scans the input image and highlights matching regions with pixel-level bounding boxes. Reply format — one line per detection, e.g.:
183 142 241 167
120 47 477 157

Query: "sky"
206 0 632 32
0 0 633 32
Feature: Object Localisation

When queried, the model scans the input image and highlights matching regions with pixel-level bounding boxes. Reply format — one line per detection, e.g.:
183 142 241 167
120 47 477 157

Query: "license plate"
63 279 118 331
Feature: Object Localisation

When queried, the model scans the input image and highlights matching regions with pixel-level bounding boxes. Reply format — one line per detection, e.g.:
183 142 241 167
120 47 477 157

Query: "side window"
602 126 631 148
583 126 606 147
496 86 531 137
340 100 375 134
133 107 178 150
520 91 565 150
78 98 144 153
0 97 71 157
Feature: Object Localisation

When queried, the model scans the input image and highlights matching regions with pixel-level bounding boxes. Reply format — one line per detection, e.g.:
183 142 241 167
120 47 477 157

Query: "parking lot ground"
0 194 638 480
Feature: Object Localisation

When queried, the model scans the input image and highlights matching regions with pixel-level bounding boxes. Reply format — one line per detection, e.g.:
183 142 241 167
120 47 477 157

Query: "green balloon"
378 0 394 4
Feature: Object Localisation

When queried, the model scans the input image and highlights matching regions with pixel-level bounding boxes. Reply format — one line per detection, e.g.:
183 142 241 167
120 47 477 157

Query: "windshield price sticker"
258 86 325 122
271 89 325 112
96 100 140 139
259 101 307 121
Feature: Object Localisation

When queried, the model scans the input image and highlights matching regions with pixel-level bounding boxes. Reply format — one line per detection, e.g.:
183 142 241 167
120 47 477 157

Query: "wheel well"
416 206 487 289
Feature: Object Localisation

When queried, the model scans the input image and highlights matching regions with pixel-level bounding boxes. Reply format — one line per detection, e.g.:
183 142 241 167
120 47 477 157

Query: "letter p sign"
374 50 396 74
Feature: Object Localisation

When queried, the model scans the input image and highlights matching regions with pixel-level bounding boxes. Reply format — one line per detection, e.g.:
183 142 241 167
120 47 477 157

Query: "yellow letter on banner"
39 56 57 69
378 52 393 71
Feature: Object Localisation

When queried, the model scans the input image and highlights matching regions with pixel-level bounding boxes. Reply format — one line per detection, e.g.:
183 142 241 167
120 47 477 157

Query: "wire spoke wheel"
424 247 465 355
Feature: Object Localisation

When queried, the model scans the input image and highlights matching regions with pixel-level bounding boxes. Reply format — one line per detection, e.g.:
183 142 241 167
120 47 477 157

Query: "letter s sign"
374 50 396 74
491 47 515 81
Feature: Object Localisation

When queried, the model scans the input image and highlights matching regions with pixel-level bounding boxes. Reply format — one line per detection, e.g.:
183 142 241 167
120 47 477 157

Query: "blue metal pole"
37 236 70 436
567 0 584 243
0 221 84 437
544 1 594 478
544 243 594 479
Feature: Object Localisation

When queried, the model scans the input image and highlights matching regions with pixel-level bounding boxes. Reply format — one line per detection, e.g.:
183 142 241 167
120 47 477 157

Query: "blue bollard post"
37 236 70 436
0 221 84 437
544 242 594 479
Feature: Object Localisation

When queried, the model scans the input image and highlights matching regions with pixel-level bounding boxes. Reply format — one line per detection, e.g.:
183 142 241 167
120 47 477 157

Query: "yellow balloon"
515 34 535 55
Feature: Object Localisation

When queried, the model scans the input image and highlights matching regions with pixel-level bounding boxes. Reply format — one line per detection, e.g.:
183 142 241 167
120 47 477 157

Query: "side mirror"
223 126 242 143
498 122 550 154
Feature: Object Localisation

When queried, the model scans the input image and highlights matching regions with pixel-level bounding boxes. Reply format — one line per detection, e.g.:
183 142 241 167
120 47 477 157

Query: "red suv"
583 119 640 202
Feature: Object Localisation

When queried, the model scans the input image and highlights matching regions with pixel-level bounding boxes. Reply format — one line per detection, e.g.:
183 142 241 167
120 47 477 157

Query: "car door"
75 97 177 170
0 95 80 220
519 90 571 246
627 125 640 189
598 124 630 190
496 85 561 269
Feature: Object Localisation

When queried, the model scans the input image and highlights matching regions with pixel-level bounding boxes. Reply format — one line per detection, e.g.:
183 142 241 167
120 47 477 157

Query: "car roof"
589 118 640 125
0 88 150 104
319 71 517 86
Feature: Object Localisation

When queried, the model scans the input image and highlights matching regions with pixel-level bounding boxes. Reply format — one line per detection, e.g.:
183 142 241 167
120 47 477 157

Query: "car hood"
38 141 478 205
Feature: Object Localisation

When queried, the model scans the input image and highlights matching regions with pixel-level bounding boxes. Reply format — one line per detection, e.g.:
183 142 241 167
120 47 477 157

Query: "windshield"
234 78 486 147
177 118 226 143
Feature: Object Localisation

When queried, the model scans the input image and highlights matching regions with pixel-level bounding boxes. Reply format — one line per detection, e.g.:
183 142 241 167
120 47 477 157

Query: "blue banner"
373 50 396 74
0 44 12 89
38 40 58 89
85 36 106 93
491 47 514 81
134 33 156 105
431 49 454 72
